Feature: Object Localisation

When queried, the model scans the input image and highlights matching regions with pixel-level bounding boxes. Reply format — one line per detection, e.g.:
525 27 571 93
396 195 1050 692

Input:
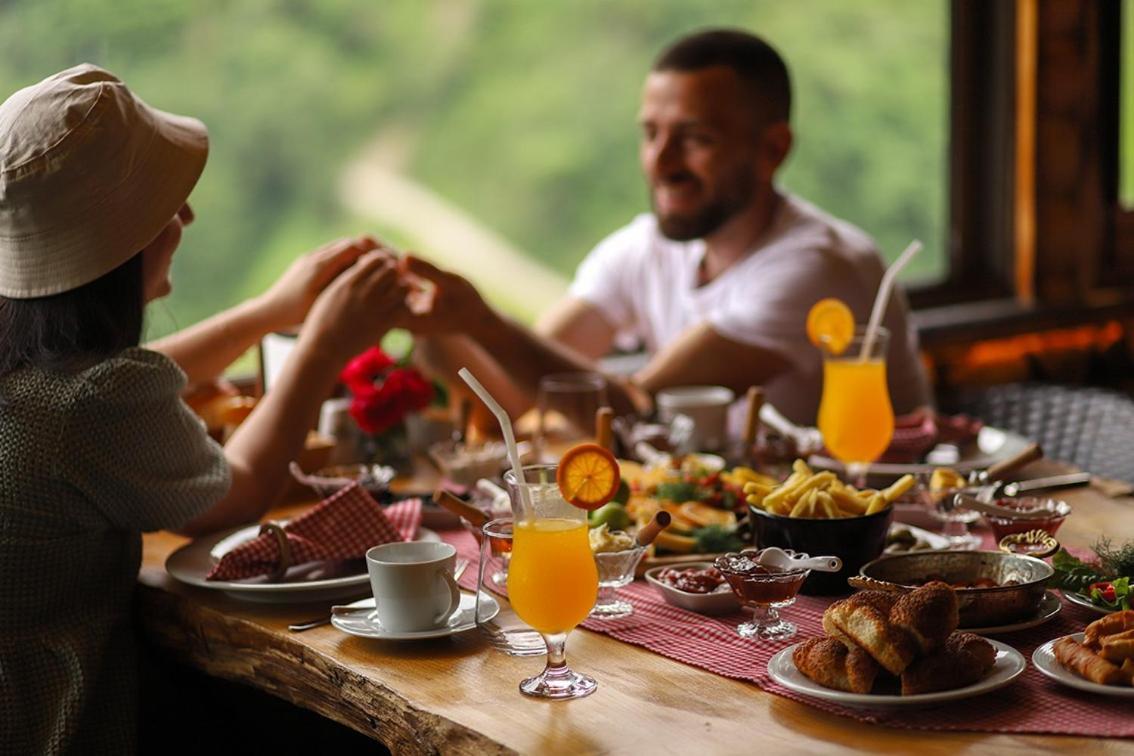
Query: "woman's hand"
253 235 387 331
302 252 409 361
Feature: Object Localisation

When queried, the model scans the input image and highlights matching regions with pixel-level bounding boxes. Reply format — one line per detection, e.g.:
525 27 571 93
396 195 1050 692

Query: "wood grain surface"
137 461 1134 754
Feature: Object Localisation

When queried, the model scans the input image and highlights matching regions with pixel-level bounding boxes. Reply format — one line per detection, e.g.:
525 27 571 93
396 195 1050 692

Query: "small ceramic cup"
366 541 461 633
656 385 735 451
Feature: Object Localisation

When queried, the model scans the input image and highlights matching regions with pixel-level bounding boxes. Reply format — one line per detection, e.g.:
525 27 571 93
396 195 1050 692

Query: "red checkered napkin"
206 482 421 581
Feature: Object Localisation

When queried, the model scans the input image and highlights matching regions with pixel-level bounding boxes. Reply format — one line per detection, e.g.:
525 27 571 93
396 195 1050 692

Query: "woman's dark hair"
0 252 144 378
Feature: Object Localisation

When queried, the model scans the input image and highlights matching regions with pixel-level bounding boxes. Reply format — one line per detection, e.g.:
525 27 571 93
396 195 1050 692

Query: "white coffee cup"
366 541 461 633
656 385 735 451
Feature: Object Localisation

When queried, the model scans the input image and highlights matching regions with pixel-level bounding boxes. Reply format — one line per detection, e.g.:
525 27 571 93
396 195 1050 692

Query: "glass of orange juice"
504 464 599 699
817 327 895 483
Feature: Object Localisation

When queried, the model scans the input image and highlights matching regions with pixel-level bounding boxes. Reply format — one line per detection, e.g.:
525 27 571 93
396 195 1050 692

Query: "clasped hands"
253 234 487 363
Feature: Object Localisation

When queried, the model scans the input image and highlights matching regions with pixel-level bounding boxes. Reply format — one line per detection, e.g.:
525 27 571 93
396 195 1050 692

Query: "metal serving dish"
855 550 1054 628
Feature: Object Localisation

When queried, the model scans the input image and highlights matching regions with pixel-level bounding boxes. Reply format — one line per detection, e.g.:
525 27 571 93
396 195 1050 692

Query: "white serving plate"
767 637 1026 708
809 425 1032 480
1032 632 1134 698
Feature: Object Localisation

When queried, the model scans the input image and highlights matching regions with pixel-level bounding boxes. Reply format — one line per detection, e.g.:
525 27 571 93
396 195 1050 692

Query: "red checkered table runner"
440 527 1131 738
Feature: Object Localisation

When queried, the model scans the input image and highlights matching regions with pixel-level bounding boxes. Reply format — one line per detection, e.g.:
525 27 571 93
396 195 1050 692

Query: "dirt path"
338 131 569 321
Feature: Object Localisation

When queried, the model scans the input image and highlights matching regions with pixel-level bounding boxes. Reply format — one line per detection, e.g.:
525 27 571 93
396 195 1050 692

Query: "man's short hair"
653 28 791 124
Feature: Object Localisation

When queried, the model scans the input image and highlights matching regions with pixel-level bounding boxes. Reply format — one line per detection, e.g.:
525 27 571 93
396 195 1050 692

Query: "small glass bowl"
591 543 647 619
983 497 1071 542
714 549 810 641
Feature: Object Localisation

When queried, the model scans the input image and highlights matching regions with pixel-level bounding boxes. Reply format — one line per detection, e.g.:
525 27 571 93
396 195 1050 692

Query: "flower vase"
360 425 412 473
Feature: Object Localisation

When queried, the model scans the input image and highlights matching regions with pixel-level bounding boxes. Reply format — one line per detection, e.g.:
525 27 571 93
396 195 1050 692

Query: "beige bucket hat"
0 63 208 298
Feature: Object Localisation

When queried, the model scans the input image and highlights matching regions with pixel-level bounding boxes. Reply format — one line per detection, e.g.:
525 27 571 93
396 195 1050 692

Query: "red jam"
714 555 808 605
658 567 727 594
985 497 1069 540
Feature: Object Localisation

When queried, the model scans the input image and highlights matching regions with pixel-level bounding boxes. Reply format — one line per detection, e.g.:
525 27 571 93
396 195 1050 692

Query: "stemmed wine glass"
504 465 599 699
817 327 895 486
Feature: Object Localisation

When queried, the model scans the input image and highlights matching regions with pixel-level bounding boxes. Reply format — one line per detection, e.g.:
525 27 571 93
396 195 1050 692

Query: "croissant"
900 632 996 695
793 637 881 694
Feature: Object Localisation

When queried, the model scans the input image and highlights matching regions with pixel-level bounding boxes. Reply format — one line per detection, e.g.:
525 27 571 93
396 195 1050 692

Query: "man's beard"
651 174 756 242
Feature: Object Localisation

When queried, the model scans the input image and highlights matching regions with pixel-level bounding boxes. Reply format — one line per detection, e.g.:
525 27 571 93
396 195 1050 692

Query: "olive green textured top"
0 347 230 755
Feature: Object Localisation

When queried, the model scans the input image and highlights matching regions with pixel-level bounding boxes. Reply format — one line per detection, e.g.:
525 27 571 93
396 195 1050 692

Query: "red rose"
346 362 434 435
340 347 395 394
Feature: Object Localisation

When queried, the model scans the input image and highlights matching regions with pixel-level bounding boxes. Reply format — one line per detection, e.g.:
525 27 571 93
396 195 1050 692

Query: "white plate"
166 525 439 603
959 591 1062 634
1032 632 1134 697
1060 589 1120 615
809 425 1032 479
767 637 1025 708
331 592 493 640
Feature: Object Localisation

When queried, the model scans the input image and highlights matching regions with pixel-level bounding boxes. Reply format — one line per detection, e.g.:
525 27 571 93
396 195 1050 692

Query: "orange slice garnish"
806 298 855 355
556 443 621 511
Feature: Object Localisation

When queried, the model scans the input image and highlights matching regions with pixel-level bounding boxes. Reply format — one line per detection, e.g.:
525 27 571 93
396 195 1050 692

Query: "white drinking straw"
859 240 923 361
458 367 532 519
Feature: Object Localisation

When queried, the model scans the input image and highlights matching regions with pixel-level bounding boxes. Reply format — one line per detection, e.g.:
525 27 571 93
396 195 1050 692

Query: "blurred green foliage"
0 0 947 336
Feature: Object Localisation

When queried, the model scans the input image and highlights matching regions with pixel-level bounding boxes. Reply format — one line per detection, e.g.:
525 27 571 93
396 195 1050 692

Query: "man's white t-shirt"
568 193 931 426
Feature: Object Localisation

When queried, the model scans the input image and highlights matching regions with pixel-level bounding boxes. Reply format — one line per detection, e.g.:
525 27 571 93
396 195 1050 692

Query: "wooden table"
137 463 1134 754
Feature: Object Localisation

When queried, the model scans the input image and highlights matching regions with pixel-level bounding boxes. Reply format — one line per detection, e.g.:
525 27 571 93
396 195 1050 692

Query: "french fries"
745 459 913 519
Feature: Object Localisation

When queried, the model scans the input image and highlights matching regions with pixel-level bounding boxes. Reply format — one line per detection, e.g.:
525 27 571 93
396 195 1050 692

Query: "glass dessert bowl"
589 525 646 619
715 549 811 641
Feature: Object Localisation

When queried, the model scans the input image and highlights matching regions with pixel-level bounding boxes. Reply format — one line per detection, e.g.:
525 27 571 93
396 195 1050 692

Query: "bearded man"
402 28 930 426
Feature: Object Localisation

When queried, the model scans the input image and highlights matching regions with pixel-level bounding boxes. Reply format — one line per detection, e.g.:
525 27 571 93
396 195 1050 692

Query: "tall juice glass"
505 464 599 699
817 327 895 483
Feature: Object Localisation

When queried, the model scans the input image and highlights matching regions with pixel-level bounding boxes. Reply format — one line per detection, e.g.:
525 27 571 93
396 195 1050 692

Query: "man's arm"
401 257 650 417
535 296 617 360
633 322 792 396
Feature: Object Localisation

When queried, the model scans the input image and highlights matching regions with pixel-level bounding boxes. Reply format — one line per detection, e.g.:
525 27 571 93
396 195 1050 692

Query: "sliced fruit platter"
601 454 777 568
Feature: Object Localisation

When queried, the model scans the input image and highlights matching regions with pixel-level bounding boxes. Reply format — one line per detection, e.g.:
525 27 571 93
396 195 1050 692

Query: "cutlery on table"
288 558 469 632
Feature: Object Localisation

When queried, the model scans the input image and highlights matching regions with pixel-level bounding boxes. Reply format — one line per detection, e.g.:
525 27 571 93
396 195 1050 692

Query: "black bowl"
748 504 893 595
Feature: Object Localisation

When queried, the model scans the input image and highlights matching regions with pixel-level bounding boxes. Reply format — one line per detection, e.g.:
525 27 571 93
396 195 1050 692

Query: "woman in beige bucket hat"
0 65 411 754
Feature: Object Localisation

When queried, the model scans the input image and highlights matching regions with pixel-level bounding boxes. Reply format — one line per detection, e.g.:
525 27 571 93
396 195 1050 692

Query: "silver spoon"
288 558 468 632
756 547 842 573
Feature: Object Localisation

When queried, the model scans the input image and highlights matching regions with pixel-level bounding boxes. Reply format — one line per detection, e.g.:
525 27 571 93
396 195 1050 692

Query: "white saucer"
768 637 1026 708
331 592 497 640
1032 632 1134 698
959 591 1062 634
1060 589 1120 616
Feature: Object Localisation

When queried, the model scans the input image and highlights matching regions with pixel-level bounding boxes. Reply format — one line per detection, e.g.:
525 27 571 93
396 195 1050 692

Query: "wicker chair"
940 383 1134 483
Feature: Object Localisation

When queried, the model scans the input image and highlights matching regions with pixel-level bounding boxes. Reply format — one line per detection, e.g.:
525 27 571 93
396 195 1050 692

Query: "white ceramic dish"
959 591 1061 634
331 592 493 640
809 426 1032 480
166 525 439 603
1032 632 1134 698
1060 589 1120 616
644 562 739 615
768 637 1026 708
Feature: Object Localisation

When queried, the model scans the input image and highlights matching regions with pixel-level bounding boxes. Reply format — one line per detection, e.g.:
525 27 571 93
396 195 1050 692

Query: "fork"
288 558 469 632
